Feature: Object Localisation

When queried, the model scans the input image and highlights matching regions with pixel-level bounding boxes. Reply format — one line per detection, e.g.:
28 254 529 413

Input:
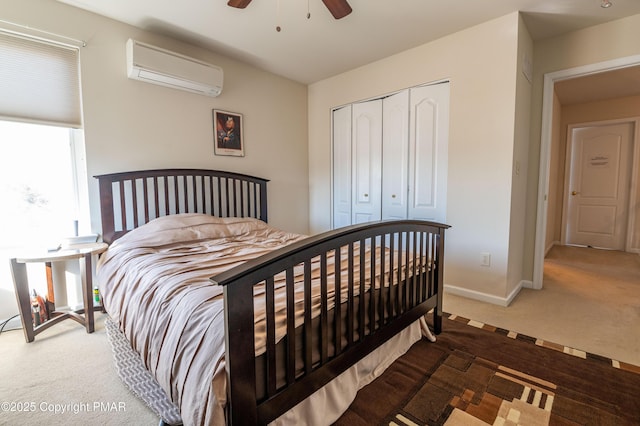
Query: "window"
0 121 88 322
0 28 85 248
0 120 84 247
0 25 84 326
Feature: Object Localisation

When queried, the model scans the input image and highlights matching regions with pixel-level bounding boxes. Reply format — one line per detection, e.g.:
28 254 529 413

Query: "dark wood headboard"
94 169 269 244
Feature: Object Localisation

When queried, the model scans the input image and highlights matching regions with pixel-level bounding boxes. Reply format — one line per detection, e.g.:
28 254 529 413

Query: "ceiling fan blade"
227 0 252 9
322 0 352 19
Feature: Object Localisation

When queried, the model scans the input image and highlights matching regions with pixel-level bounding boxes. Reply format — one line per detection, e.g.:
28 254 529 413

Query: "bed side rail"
95 169 268 243
211 219 449 425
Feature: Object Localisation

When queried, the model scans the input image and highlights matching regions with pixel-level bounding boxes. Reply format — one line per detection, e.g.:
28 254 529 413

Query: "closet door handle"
363 193 368 197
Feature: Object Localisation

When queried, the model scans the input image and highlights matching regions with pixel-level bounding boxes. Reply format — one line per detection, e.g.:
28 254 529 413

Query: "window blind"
0 31 81 128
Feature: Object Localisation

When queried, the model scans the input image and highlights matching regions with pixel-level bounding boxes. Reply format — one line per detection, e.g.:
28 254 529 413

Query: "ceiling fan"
227 0 352 20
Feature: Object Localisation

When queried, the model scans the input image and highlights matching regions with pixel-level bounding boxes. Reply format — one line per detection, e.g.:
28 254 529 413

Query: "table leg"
80 253 95 333
44 261 56 317
9 259 35 343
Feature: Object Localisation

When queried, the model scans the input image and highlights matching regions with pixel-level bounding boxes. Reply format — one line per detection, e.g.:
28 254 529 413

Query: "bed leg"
434 311 442 335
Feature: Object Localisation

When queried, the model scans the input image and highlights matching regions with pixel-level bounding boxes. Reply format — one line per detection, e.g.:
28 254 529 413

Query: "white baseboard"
444 280 533 307
521 279 534 289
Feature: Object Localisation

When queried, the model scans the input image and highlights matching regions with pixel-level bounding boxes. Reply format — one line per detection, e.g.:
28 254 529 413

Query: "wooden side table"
9 242 108 343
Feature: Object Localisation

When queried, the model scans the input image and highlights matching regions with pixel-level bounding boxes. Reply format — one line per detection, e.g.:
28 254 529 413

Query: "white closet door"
352 99 382 224
382 90 410 220
332 105 352 229
408 82 449 222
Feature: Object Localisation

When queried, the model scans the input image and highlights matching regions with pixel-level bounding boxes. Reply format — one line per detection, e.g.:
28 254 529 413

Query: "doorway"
533 55 640 289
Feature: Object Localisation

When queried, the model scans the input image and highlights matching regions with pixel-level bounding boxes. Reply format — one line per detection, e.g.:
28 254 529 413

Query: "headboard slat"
142 177 150 224
225 178 231 218
118 181 127 233
200 176 206 214
95 169 269 244
173 176 179 214
131 179 139 228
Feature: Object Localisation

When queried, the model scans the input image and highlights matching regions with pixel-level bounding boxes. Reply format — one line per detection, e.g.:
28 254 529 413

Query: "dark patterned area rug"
335 314 640 425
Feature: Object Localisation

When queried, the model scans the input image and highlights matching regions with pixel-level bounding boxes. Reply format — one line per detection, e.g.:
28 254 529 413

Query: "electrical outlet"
481 252 491 267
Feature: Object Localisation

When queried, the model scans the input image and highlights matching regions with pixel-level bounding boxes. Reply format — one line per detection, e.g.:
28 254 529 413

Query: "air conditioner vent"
126 39 223 97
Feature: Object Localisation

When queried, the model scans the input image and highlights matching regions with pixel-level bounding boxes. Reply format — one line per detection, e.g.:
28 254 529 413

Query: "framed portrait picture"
213 109 244 157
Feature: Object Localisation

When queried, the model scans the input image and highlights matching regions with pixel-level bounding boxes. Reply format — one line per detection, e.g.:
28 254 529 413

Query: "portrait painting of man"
213 110 244 156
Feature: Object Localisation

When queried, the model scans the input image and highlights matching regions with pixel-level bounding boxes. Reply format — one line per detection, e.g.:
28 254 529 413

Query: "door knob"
571 191 579 196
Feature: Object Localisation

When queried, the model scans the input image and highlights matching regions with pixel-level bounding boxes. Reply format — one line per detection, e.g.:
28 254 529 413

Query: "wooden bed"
95 168 450 425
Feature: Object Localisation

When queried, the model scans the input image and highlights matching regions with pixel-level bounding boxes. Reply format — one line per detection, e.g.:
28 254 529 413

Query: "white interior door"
564 122 633 250
382 90 409 220
332 105 352 229
352 99 382 224
408 82 450 222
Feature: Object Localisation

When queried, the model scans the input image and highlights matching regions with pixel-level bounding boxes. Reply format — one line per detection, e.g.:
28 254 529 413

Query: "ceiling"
56 0 640 85
554 65 640 105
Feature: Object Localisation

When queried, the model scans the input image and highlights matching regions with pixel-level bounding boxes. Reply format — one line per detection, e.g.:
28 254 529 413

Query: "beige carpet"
0 314 159 425
0 244 637 425
444 245 640 366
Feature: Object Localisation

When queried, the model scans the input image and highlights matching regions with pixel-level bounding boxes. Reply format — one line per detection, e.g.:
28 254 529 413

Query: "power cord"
0 314 20 335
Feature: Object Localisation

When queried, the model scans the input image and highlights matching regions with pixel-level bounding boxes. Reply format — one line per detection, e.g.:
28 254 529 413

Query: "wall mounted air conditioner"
126 39 223 97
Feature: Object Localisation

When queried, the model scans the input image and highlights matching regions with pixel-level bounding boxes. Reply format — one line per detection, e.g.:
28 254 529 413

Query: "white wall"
544 92 563 253
2 0 310 237
505 13 534 300
1 0 310 324
309 13 523 302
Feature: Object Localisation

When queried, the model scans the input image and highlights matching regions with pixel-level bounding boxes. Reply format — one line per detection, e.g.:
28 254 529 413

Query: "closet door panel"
332 105 352 228
409 83 449 222
352 100 382 224
382 90 410 220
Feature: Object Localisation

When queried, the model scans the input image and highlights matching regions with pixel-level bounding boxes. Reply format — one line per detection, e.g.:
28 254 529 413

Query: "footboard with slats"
212 219 449 425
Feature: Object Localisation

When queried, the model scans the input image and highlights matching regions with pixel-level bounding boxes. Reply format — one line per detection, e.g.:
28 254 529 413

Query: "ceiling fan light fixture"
321 0 352 19
229 0 351 20
227 0 252 9
601 0 612 8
